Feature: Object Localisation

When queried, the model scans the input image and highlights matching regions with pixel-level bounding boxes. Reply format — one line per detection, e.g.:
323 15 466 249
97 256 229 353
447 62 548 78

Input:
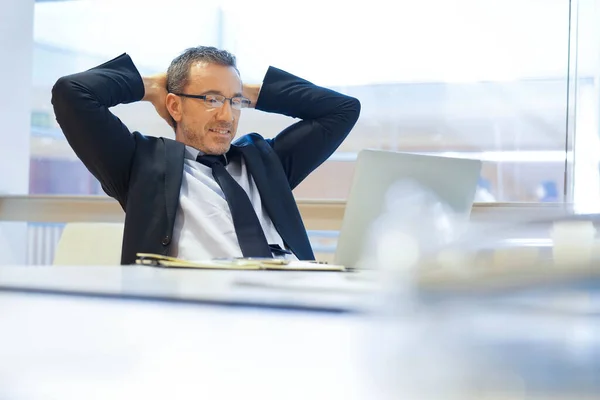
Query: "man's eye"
233 98 251 108
206 97 222 106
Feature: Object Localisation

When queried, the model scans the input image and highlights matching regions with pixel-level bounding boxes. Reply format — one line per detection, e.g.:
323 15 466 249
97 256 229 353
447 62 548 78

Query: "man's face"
171 62 242 155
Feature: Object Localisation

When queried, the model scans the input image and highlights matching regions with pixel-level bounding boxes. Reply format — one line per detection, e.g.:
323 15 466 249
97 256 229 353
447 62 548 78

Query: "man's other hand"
142 73 174 128
242 83 261 109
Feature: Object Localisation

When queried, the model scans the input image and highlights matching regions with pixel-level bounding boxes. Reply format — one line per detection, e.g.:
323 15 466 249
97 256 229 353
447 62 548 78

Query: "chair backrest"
53 222 124 266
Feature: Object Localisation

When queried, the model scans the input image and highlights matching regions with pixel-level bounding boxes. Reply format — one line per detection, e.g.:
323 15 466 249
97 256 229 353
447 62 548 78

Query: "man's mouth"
209 128 231 135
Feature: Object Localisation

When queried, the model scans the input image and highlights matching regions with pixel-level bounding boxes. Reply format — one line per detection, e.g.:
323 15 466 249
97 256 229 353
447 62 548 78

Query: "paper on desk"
135 253 346 271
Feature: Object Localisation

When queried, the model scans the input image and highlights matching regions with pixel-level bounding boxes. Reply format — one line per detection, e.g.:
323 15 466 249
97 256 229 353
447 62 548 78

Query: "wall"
0 0 34 264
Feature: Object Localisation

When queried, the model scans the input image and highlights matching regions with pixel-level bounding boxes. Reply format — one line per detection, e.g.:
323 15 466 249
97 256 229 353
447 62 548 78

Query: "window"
28 0 589 203
1 0 597 265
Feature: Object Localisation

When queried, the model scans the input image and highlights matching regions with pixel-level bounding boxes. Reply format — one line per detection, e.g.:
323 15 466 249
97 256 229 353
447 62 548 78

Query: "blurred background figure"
474 177 495 202
536 180 559 202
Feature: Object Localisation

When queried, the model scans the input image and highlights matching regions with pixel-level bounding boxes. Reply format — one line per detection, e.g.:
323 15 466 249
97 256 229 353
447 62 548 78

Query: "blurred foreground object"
364 182 600 400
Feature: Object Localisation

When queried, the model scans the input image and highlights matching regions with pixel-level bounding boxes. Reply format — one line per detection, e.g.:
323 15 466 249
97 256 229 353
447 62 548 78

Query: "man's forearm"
142 73 174 128
253 66 360 190
242 84 261 109
142 74 167 102
51 53 140 202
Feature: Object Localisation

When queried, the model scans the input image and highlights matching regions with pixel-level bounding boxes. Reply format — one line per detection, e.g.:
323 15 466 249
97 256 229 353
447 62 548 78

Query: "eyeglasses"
171 93 251 110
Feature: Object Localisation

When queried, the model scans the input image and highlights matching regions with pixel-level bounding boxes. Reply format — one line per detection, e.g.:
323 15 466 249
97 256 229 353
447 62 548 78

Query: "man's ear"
166 93 183 125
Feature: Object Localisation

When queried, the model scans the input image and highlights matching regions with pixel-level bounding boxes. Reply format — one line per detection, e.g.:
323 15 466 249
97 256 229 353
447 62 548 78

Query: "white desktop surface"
1 265 599 399
0 291 369 400
0 265 378 313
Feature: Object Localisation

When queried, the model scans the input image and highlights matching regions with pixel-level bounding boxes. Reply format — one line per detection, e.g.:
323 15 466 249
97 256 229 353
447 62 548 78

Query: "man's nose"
215 100 234 122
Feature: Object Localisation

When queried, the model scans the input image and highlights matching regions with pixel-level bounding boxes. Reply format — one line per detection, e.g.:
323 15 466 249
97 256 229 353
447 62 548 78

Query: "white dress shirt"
170 146 295 261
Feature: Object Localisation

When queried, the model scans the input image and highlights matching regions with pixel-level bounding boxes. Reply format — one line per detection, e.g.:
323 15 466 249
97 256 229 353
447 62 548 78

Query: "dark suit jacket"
51 54 361 265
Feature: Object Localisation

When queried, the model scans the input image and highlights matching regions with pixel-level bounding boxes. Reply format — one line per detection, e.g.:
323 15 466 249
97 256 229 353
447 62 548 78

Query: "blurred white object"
53 222 123 266
362 181 476 400
363 188 600 400
551 220 596 266
474 186 496 202
364 180 466 273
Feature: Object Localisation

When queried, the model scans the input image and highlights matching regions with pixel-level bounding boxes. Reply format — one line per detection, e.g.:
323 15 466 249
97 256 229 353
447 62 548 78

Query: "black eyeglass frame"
171 92 252 110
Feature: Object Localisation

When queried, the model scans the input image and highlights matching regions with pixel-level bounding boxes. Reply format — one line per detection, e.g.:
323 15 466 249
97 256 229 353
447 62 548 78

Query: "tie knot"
196 154 227 167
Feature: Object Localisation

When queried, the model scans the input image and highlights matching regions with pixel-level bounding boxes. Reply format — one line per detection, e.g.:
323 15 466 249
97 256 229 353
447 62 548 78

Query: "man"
51 46 360 264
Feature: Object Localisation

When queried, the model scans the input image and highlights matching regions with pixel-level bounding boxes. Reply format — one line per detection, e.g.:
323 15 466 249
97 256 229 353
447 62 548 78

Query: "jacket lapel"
230 137 314 260
163 138 185 236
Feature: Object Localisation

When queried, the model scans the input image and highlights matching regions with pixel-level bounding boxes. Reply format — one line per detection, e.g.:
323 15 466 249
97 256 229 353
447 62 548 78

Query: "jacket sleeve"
51 53 145 205
255 67 361 189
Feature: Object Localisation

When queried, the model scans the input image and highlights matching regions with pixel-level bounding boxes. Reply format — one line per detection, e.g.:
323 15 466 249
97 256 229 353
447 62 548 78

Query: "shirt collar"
185 145 229 164
184 146 202 161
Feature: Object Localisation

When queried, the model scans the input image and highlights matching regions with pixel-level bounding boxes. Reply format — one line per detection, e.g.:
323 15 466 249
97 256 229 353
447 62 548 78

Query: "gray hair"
167 46 239 95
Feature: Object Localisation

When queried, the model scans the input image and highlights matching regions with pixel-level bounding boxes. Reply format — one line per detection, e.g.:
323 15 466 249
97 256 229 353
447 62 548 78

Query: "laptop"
334 149 482 268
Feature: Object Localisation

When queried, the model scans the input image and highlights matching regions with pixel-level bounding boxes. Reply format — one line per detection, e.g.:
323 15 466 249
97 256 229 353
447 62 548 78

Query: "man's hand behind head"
142 73 175 129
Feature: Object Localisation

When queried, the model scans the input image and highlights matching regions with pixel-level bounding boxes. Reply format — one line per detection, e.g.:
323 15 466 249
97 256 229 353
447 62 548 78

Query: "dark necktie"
196 154 273 258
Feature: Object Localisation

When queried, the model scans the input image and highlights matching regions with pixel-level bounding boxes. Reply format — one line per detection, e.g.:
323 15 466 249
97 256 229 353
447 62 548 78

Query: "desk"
1 265 599 400
0 291 367 400
0 265 378 399
0 265 377 313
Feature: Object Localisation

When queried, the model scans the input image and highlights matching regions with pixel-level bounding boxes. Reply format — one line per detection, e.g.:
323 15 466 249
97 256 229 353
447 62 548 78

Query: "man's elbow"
342 96 361 128
51 76 75 110
51 75 88 130
348 96 361 123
